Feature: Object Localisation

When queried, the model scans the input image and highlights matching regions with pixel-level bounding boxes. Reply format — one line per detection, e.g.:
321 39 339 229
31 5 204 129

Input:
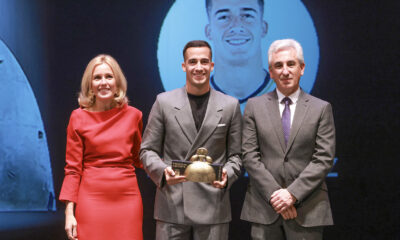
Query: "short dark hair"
182 40 212 60
205 0 265 17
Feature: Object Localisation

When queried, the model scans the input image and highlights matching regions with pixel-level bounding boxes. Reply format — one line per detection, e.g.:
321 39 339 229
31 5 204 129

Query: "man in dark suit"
140 40 242 240
241 39 335 239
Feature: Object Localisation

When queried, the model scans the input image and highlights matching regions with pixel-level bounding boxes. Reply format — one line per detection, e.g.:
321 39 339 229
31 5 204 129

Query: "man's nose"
229 15 244 33
194 62 203 70
282 66 290 75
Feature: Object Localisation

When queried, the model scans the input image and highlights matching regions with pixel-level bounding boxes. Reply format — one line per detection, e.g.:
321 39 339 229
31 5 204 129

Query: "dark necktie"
281 97 292 145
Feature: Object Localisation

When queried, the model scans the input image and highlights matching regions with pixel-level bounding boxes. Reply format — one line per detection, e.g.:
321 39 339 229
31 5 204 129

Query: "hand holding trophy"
172 147 222 183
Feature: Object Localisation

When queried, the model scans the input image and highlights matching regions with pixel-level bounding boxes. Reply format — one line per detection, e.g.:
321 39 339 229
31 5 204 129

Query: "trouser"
155 220 229 240
251 217 323 240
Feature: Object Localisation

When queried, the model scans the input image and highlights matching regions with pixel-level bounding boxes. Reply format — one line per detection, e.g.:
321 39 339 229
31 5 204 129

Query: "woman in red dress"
59 54 143 240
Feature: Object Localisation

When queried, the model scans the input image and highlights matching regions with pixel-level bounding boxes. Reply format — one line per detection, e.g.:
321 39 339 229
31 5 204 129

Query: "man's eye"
242 13 254 19
287 61 296 67
201 60 210 64
216 14 229 21
274 64 283 69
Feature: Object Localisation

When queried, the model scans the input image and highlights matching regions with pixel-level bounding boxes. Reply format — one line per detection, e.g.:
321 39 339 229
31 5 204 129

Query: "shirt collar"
276 88 301 104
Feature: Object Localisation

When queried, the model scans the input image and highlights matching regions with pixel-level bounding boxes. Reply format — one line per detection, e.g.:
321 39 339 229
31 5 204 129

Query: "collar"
276 87 301 104
210 71 271 104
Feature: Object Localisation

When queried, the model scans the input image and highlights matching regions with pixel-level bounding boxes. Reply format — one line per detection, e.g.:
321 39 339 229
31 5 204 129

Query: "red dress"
59 104 143 240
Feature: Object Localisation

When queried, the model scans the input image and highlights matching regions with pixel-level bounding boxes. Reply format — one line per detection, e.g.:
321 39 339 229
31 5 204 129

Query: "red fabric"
60 104 143 240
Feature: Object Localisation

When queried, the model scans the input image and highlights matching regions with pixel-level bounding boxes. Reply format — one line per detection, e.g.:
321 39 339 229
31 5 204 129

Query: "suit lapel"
265 92 286 154
285 90 310 154
185 89 222 160
174 87 197 145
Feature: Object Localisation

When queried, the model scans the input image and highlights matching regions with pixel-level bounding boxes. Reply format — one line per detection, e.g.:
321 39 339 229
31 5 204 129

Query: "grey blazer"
240 90 335 227
140 87 242 225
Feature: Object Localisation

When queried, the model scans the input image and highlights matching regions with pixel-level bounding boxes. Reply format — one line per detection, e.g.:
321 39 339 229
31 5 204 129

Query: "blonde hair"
78 54 128 108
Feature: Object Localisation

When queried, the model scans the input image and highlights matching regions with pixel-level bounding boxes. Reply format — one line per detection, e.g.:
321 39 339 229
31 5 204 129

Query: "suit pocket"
213 125 227 138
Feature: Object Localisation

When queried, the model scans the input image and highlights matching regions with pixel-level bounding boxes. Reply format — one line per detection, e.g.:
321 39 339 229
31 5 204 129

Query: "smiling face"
182 47 214 95
91 63 117 105
269 48 305 96
205 0 267 63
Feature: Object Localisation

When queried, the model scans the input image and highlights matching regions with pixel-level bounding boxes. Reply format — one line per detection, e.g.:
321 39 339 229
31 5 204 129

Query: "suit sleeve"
287 103 336 202
59 111 83 203
242 100 282 202
140 96 168 188
224 100 243 189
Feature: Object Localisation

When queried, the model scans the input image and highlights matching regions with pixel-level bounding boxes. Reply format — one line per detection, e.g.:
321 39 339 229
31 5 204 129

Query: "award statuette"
172 147 223 183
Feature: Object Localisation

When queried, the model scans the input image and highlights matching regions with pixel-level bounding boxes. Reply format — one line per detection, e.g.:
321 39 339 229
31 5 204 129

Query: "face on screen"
205 0 267 63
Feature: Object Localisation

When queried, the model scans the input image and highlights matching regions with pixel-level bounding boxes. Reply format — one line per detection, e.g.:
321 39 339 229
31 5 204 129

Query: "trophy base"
172 160 223 182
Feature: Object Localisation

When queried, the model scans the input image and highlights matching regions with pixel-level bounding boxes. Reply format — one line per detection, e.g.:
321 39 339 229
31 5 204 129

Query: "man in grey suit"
140 40 242 240
241 39 335 239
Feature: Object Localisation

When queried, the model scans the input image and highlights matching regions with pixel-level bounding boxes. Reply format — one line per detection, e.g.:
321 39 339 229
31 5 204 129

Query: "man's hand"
164 166 187 185
270 189 297 213
212 168 227 188
280 205 297 220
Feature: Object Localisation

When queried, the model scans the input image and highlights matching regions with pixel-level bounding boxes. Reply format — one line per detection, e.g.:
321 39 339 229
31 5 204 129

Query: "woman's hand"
65 201 78 240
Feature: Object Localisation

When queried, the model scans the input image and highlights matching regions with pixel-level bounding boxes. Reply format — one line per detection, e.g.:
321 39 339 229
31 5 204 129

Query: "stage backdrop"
0 0 398 239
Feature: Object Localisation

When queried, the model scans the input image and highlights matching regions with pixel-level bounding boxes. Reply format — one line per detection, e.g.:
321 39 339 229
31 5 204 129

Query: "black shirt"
187 91 210 131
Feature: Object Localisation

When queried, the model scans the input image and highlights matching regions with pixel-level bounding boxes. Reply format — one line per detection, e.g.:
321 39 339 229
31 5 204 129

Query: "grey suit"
241 90 335 229
140 87 242 227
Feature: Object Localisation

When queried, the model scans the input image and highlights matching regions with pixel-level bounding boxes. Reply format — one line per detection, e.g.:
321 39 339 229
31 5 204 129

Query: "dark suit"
241 90 335 238
140 87 242 239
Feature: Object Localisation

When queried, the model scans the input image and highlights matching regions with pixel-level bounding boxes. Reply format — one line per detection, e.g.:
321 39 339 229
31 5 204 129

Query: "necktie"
281 97 292 145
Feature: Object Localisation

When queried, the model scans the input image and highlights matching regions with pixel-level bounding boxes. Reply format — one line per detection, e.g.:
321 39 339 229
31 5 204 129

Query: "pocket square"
217 123 226 127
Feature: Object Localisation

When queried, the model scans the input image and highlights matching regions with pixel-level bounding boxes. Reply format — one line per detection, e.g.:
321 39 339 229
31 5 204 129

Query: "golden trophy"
172 147 222 183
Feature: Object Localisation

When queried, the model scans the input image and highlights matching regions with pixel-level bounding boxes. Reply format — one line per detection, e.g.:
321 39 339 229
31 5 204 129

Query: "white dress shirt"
276 88 301 126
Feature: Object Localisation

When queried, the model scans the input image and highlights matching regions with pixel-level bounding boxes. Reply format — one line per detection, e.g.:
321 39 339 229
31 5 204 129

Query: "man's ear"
182 62 187 72
262 20 268 37
205 24 212 40
300 63 305 76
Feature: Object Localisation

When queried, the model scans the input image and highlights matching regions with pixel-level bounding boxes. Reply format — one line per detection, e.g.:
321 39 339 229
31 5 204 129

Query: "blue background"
158 0 319 95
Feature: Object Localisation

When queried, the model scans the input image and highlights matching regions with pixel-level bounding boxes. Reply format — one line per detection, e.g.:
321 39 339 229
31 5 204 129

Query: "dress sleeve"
59 111 84 203
132 110 143 169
